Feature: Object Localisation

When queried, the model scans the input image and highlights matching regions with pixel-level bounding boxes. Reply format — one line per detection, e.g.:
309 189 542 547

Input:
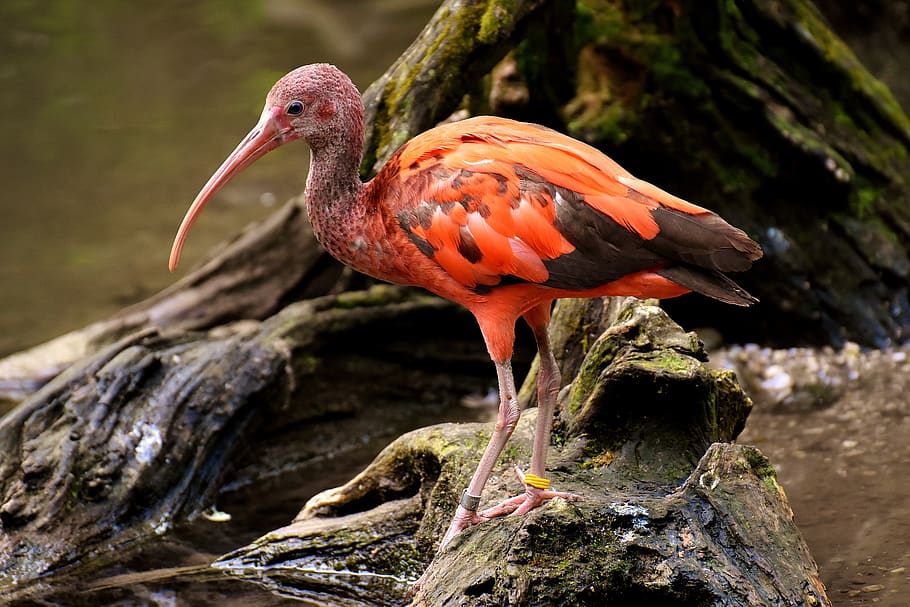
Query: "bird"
168 63 762 562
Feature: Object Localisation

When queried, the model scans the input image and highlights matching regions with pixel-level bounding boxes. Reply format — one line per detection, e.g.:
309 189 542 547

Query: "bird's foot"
409 473 579 597
409 498 489 598
478 466 580 520
437 496 490 553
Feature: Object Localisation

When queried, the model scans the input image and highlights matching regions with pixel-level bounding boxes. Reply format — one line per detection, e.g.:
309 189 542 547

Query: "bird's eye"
286 101 304 116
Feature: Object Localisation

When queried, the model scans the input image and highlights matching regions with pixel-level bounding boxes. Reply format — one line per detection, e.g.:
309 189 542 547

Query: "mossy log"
554 0 910 347
0 286 493 603
213 298 831 607
359 0 571 173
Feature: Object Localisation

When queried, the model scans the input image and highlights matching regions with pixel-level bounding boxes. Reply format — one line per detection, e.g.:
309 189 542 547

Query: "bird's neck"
303 118 369 263
306 143 364 211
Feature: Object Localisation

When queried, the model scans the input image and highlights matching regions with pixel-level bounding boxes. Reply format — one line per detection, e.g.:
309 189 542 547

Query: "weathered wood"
552 0 910 347
0 286 492 603
214 298 830 606
0 200 336 404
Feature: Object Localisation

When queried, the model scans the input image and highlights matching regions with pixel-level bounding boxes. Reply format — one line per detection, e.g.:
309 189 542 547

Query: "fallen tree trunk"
214 297 830 606
0 286 493 603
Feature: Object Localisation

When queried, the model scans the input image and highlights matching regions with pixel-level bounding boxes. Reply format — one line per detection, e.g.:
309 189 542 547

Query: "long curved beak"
168 106 289 272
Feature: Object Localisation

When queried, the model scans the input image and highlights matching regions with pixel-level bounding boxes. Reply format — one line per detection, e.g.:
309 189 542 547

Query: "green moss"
568 0 712 145
764 101 854 183
67 475 85 505
574 0 627 55
503 443 522 462
743 447 782 496
330 285 405 310
568 103 633 147
363 3 472 172
701 381 720 440
478 0 516 44
851 180 880 219
630 350 699 376
294 355 319 375
644 38 710 100
785 0 910 139
565 336 619 417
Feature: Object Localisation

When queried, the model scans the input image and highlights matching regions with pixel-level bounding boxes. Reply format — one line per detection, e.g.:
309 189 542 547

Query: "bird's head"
168 63 360 271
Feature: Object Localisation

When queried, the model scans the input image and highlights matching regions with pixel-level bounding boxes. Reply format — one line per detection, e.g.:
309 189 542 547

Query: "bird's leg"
478 305 579 519
436 359 522 552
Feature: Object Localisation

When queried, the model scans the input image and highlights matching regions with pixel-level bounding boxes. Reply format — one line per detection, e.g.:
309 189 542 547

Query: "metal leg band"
460 489 482 511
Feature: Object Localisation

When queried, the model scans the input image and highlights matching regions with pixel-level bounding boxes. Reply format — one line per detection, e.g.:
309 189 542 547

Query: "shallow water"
0 0 436 356
1 3 438 603
733 344 910 606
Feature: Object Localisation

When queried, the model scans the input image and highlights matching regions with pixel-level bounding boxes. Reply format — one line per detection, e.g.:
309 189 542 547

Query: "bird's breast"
311 213 426 287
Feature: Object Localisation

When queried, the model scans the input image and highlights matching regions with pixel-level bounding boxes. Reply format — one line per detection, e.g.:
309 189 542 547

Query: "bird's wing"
391 155 575 288
389 116 761 292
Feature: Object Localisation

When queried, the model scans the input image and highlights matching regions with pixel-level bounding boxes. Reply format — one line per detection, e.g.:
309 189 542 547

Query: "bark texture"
215 298 830 606
552 0 910 347
0 286 491 603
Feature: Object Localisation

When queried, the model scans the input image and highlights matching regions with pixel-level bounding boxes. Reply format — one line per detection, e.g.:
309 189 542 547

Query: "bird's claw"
411 471 579 598
436 504 489 553
478 466 580 519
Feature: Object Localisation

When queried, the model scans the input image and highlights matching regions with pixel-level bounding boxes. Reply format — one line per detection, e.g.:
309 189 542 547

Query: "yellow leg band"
523 473 551 490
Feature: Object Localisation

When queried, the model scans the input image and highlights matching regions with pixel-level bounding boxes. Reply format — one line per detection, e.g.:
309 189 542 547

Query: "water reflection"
0 0 437 355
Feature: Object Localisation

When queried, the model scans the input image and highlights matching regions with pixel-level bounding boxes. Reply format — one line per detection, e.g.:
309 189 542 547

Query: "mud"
719 342 910 605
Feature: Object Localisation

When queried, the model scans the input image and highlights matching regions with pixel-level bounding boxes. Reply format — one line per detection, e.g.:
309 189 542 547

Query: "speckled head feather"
265 63 364 151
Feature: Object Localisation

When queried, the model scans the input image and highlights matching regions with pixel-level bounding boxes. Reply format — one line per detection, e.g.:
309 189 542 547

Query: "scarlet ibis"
168 64 762 558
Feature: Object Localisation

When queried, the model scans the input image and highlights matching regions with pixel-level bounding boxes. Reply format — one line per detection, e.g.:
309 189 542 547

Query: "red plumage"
168 64 762 575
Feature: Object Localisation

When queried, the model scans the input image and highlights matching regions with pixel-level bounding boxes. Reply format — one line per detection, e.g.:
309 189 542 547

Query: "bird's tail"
657 265 758 306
